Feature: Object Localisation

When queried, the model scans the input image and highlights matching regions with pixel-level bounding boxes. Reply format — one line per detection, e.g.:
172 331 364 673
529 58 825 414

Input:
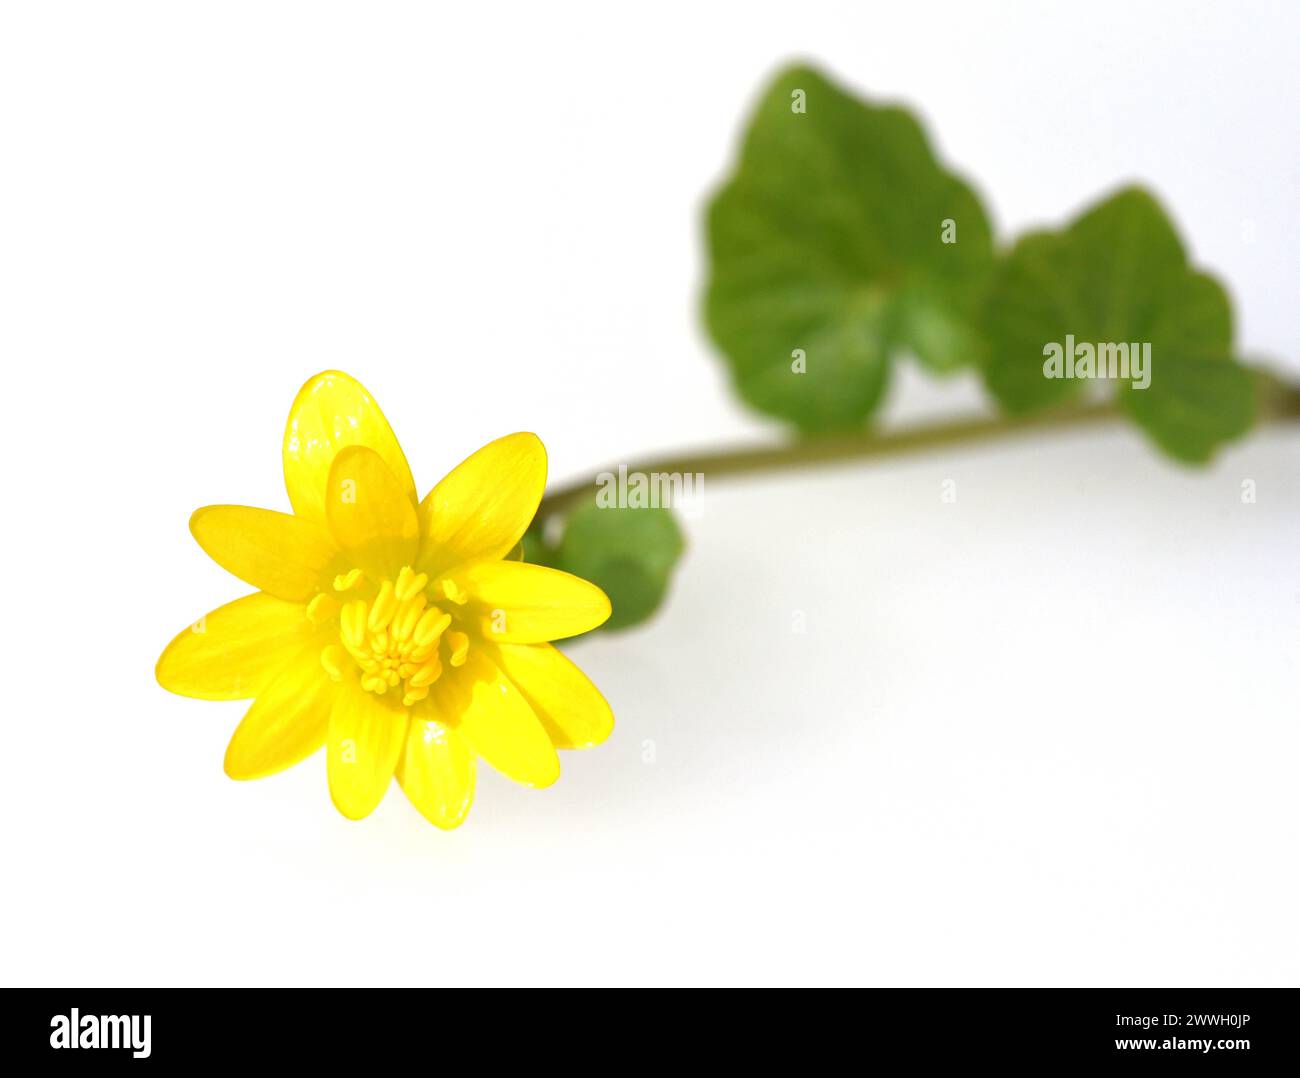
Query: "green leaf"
526 500 685 633
981 186 1254 463
704 64 994 432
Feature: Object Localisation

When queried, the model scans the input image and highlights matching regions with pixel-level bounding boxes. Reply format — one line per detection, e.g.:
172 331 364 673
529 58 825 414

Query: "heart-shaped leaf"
980 186 1254 463
704 64 994 432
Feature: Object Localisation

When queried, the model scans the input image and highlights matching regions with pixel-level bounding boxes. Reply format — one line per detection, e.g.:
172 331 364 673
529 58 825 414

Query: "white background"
2 1 1298 986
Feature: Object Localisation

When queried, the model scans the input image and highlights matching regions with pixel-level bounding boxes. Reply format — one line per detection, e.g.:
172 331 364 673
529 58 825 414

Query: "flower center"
315 565 470 707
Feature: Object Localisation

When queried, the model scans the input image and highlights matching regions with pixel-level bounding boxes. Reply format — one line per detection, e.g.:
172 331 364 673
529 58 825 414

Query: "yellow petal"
156 593 312 700
430 648 559 787
190 505 337 601
456 561 611 643
486 642 614 749
325 445 420 580
396 716 476 829
283 371 417 523
327 683 409 820
224 644 335 779
416 433 546 576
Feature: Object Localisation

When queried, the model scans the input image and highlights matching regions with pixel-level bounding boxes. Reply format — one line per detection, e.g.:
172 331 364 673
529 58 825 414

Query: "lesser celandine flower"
157 371 614 828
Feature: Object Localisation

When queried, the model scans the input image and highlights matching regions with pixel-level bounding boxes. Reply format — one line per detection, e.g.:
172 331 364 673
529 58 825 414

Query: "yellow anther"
333 568 365 592
368 580 397 631
306 593 341 625
330 572 473 704
319 645 346 682
413 609 451 648
395 567 429 602
392 593 427 642
446 631 469 668
407 655 443 689
340 599 369 649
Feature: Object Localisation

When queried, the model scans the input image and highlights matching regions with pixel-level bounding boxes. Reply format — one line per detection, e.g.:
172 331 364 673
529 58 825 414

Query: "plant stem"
538 379 1300 520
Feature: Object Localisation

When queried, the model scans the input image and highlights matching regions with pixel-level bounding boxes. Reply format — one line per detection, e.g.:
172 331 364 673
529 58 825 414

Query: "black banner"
4 988 1294 1067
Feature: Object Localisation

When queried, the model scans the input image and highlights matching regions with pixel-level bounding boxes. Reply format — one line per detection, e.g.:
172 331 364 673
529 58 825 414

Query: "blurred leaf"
527 500 685 633
704 63 994 432
981 186 1254 463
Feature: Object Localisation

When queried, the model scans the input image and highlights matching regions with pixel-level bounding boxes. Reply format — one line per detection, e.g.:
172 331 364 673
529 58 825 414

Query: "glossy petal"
224 644 335 779
156 593 312 700
487 642 614 749
283 371 416 523
431 648 559 788
397 716 476 829
327 683 409 820
456 561 611 643
325 445 420 580
190 505 337 601
416 432 547 576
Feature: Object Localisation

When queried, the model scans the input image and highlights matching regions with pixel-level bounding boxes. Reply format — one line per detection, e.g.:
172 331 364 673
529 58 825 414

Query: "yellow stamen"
392 593 427 642
306 593 340 625
319 645 346 682
368 580 397 631
446 631 470 667
440 578 469 605
395 567 429 602
413 609 451 647
333 568 365 592
395 566 414 596
327 568 465 706
340 599 368 649
408 655 443 688
402 686 430 707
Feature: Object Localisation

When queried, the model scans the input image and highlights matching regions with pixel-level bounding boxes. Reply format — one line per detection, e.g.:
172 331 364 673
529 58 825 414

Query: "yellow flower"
157 371 613 829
